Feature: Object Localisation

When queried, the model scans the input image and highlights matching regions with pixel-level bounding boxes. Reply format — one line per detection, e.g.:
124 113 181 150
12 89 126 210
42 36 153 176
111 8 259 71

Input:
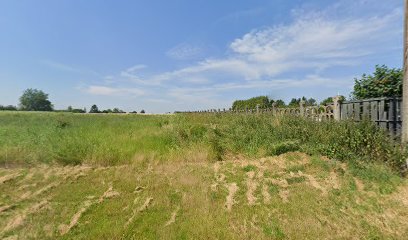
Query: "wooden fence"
340 97 402 137
182 96 402 137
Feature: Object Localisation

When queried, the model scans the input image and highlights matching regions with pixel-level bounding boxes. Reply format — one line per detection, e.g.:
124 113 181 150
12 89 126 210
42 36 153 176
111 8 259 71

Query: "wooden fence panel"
341 98 402 137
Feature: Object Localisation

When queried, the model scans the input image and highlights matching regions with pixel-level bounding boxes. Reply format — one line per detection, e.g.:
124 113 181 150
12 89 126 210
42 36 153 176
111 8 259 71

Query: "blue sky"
0 0 403 113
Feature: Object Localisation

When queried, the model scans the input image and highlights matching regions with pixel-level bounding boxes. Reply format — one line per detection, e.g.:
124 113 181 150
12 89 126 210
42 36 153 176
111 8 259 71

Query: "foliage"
231 96 287 110
320 96 346 106
351 65 402 99
0 105 17 111
232 96 270 110
274 99 286 107
140 110 146 114
19 88 53 111
288 97 317 107
71 108 86 113
89 104 100 113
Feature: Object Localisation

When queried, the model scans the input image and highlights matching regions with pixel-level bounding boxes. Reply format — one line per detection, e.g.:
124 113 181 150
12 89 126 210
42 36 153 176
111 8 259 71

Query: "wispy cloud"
166 43 204 60
84 85 145 96
41 60 99 76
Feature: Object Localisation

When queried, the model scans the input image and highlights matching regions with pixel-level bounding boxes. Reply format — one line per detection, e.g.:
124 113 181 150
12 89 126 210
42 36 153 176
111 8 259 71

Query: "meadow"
0 111 408 239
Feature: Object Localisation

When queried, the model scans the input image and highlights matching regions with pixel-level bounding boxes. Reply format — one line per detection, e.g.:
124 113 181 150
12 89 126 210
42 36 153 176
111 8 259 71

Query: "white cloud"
166 43 203 60
85 86 145 96
143 8 401 87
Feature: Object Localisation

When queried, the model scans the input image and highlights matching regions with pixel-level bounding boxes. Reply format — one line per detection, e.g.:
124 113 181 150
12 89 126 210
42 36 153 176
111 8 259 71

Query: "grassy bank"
1 111 408 239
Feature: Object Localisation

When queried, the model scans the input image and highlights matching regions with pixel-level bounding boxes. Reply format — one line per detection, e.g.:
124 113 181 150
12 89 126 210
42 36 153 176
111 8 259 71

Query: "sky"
0 0 404 113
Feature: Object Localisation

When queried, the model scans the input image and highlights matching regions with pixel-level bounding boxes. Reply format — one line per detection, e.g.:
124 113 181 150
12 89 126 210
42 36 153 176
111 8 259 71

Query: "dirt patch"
60 186 120 236
0 204 15 214
354 177 365 191
0 173 21 185
306 175 327 196
262 184 271 204
225 183 239 211
31 182 60 199
99 186 120 203
59 200 93 235
125 197 154 227
134 186 145 193
279 189 289 203
266 178 289 188
246 171 258 205
392 184 408 207
138 197 153 212
164 206 180 227
2 200 48 234
328 171 340 190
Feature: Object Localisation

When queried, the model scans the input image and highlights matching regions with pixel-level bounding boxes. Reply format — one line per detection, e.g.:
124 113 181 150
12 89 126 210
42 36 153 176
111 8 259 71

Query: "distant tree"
113 108 124 113
67 106 73 112
288 97 317 107
140 110 145 114
306 98 317 106
0 105 18 111
19 88 53 111
274 99 286 107
351 65 402 99
71 108 86 113
288 98 300 107
320 96 346 106
232 96 270 110
101 109 112 113
131 111 138 114
89 104 99 113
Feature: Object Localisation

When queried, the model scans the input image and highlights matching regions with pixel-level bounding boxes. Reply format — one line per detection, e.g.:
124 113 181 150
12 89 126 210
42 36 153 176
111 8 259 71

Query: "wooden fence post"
333 96 341 121
256 104 260 114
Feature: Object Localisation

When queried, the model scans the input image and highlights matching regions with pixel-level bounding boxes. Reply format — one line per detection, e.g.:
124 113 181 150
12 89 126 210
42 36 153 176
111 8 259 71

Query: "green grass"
0 112 176 166
0 111 407 239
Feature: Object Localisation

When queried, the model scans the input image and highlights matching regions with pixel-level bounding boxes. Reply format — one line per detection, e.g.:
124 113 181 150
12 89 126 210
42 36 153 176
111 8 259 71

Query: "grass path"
0 152 407 239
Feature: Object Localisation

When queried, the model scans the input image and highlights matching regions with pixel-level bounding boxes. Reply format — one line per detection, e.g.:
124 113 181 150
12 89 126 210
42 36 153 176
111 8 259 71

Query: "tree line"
0 88 144 113
232 65 402 110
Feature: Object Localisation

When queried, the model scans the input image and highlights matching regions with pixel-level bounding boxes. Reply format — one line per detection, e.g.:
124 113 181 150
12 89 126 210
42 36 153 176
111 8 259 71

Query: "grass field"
0 112 407 239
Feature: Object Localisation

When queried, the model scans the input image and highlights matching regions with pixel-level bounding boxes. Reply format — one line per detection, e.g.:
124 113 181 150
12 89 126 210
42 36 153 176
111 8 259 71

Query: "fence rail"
181 96 402 137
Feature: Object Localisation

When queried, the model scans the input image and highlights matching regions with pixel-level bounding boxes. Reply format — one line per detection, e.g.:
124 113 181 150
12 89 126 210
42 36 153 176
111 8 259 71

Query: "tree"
275 99 286 107
232 96 271 110
19 88 53 111
0 105 17 111
140 110 145 114
288 98 300 107
67 106 73 112
89 104 99 113
71 108 85 113
351 65 402 99
320 96 346 106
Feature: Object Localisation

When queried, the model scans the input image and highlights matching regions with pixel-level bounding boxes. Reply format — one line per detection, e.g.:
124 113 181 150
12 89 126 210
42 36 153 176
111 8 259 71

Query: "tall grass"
1 112 406 173
0 112 175 166
172 113 407 171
